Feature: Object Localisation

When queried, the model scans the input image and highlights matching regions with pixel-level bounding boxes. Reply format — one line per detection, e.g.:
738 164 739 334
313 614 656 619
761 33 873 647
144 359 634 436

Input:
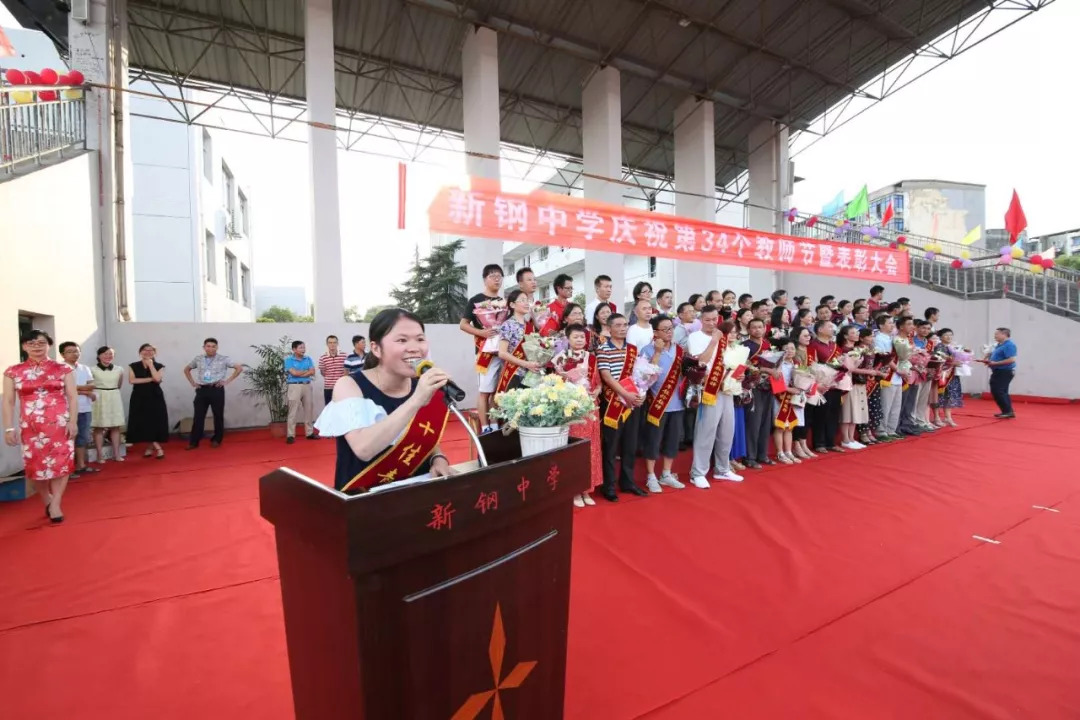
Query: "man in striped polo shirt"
597 313 648 502
318 335 348 406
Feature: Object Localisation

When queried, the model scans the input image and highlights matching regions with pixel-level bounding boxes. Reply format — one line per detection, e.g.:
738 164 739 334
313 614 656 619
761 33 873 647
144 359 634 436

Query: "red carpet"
1 399 1079 719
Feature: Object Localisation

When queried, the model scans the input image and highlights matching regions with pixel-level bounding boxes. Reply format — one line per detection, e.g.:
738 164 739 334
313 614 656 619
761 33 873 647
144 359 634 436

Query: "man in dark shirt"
459 264 504 433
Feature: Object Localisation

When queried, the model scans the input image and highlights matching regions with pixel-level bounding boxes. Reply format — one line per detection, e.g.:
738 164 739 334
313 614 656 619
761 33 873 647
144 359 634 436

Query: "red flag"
1004 190 1027 245
397 162 407 230
0 27 16 58
880 201 894 227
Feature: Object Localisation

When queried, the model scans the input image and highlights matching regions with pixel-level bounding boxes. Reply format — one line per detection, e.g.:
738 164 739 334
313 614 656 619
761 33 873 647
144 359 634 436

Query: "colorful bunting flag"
845 185 869 220
1005 190 1027 245
880 201 894 227
959 225 982 246
821 191 845 218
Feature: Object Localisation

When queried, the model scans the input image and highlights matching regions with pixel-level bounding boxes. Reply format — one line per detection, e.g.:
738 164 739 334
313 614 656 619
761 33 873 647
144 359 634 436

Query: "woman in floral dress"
2 330 79 523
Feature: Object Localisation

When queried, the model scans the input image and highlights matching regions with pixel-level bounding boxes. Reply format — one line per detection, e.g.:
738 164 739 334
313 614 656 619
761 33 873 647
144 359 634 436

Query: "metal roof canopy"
107 0 1051 190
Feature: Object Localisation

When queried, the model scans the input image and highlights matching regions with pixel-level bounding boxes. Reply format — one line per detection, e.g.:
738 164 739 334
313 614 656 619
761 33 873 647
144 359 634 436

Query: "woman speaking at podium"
314 308 455 494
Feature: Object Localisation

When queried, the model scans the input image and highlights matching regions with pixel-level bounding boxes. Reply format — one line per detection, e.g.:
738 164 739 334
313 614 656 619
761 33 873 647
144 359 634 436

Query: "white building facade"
129 83 255 322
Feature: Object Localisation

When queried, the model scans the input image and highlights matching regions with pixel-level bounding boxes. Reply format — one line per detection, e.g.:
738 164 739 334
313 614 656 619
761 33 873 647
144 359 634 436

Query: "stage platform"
1 399 1078 719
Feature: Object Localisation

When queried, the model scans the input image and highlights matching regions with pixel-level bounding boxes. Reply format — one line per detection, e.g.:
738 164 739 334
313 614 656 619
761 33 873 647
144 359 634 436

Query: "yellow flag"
960 225 981 246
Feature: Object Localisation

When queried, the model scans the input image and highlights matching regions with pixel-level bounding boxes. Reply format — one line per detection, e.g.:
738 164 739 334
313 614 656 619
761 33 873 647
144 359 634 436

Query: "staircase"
790 214 1080 321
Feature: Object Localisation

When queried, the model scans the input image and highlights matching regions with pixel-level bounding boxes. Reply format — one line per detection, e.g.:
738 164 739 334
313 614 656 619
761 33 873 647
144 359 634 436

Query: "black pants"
989 369 1015 414
813 389 842 449
744 388 773 462
323 388 333 405
600 404 641 492
681 404 697 448
190 385 225 446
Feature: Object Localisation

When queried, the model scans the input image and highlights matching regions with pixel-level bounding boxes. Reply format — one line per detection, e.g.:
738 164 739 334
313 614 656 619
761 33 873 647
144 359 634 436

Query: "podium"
260 431 590 720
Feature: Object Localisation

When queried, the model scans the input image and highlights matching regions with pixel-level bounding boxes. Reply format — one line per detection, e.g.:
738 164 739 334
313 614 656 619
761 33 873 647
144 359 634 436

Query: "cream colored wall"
0 153 104 475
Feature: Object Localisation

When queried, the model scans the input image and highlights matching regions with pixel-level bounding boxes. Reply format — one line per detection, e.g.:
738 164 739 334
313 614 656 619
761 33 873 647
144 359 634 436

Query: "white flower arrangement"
491 374 596 429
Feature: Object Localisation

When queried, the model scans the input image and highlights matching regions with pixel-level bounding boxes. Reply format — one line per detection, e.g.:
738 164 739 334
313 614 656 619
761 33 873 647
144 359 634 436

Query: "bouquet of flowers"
491 375 595 429
722 344 750 395
552 348 590 388
474 299 508 352
950 345 975 377
681 356 707 408
521 333 557 387
893 336 914 374
630 356 662 395
981 342 996 358
908 348 931 382
793 366 824 405
809 362 839 393
531 301 552 333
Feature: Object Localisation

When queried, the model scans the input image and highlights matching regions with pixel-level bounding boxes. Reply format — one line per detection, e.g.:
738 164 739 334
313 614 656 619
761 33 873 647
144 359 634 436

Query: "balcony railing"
790 213 1080 320
1 86 87 176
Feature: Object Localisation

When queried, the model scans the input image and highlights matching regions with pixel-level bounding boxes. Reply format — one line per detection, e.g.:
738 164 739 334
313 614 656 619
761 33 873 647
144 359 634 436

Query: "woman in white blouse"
314 309 454 493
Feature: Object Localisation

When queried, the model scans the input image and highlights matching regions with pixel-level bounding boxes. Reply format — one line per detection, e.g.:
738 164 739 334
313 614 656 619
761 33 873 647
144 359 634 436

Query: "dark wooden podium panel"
260 432 591 720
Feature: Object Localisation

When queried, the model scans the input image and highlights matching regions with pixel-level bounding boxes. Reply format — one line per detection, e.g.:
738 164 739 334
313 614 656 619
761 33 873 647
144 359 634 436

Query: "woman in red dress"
2 330 79 523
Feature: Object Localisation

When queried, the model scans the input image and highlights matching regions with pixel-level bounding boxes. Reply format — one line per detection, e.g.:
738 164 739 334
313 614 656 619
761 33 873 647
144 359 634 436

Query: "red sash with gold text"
646 346 683 426
340 393 449 493
475 336 495 374
701 334 730 406
602 344 638 429
496 340 527 395
774 391 798 430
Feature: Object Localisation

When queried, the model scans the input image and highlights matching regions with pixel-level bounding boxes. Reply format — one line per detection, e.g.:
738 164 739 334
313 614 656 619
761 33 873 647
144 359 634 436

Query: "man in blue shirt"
980 327 1017 418
640 316 687 493
284 340 317 443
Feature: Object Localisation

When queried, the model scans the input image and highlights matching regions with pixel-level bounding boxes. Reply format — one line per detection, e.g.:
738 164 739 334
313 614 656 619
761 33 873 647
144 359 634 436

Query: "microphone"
410 358 466 404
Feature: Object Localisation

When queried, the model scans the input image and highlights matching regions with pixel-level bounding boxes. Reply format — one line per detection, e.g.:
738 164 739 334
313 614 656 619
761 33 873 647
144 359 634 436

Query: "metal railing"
1 86 87 176
790 213 1080 320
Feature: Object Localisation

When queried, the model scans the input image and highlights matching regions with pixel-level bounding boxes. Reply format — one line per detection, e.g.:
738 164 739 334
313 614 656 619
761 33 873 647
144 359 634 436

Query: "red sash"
474 336 495 374
496 340 527 395
646 346 683 426
938 365 954 395
701 334 729 406
774 391 798 430
340 393 449 493
601 344 638 429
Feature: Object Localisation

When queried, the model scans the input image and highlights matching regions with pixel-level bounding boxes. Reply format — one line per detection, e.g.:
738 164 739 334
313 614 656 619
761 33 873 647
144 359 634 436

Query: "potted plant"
490 375 594 457
242 335 292 437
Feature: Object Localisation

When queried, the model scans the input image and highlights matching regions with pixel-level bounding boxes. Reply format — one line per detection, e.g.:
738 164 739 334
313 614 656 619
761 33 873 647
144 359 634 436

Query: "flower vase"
518 425 570 458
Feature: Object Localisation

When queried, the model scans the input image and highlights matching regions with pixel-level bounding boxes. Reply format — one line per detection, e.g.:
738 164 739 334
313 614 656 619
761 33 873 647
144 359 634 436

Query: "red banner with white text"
428 179 910 284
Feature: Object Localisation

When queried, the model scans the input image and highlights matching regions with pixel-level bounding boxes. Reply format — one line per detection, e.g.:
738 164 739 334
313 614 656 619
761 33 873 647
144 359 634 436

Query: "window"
237 189 249 235
202 130 212 182
540 285 550 300
224 251 237 301
504 264 514 278
240 265 251 307
648 257 657 278
222 162 235 220
204 231 216 283
894 194 904 210
539 247 548 261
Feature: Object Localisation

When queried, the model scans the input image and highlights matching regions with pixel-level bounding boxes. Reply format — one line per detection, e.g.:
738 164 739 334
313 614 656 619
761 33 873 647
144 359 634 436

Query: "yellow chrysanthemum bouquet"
491 375 596 429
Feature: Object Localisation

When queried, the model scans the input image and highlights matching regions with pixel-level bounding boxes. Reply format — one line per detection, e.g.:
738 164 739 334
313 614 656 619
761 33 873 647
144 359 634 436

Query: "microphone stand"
445 395 488 468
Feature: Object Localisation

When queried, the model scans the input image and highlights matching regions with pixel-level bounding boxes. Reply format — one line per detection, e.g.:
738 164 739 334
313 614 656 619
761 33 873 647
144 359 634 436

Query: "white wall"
104 322 477 431
0 154 103 475
778 270 1080 399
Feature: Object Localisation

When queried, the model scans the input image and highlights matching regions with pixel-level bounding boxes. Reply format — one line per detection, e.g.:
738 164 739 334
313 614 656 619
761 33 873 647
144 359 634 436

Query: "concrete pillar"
746 120 792 297
305 0 344 322
462 27 504 297
69 0 134 325
582 67 626 307
673 97 716 300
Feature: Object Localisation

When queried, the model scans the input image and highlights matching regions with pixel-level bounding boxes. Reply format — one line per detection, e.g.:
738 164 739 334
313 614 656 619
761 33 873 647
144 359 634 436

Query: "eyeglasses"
24 340 48 348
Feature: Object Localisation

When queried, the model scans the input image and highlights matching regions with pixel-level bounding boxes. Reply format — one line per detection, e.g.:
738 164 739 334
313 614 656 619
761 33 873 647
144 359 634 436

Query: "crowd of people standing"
461 266 1018 506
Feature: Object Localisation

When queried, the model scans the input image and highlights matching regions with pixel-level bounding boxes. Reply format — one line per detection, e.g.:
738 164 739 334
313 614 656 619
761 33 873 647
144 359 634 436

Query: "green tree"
1056 254 1080 271
572 292 586 308
343 305 363 322
362 304 393 321
257 305 298 323
390 239 467 323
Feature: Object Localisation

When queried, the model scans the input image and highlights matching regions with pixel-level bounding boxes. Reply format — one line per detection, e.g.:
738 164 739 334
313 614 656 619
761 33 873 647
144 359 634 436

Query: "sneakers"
690 475 711 489
712 469 744 483
658 472 686 489
841 441 865 450
646 476 663 494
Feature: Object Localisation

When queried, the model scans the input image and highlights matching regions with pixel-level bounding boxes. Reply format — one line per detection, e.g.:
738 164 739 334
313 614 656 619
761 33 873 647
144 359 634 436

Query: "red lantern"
950 259 963 270
896 235 906 245
25 70 42 85
1043 257 1055 269
4 68 27 85
38 90 58 101
67 70 85 85
40 68 59 85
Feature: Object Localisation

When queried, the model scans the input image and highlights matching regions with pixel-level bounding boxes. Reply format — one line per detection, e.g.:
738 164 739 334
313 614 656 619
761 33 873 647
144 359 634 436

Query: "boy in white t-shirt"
59 342 99 478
